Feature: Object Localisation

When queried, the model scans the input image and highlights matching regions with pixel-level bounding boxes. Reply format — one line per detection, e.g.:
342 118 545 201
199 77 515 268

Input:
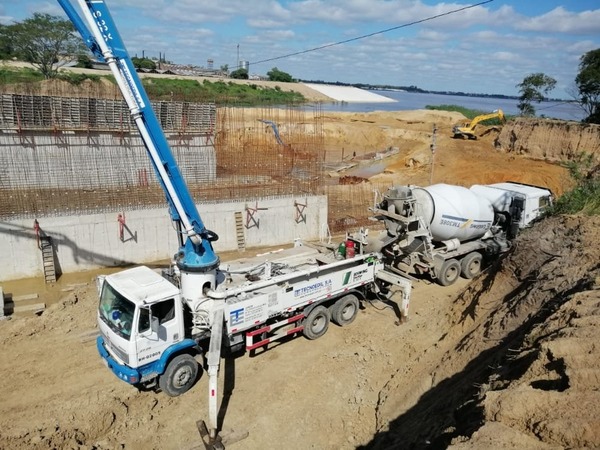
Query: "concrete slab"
303 83 396 103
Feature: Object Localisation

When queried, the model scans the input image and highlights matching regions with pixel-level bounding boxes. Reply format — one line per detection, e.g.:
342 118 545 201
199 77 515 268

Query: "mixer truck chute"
369 182 552 286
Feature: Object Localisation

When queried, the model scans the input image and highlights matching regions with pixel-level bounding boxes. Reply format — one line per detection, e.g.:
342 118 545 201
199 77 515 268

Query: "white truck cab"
97 267 196 390
470 182 553 228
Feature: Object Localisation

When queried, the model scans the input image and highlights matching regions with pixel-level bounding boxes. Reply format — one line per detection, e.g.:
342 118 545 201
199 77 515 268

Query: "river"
310 90 585 122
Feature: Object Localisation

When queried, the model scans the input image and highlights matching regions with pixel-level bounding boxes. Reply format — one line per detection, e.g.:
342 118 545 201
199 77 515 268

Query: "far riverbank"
311 89 585 122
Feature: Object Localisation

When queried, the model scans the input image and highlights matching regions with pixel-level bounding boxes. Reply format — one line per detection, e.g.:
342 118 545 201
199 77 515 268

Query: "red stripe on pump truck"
287 326 304 335
288 314 305 322
247 338 271 351
247 325 272 337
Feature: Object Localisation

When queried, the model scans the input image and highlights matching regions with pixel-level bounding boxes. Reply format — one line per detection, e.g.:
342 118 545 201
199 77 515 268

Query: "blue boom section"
57 0 218 271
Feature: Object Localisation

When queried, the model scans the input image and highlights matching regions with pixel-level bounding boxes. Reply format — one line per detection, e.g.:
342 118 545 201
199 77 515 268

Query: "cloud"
516 6 600 35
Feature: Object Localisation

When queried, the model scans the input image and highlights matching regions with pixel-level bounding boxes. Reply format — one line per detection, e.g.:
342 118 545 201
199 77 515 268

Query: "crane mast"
57 0 220 281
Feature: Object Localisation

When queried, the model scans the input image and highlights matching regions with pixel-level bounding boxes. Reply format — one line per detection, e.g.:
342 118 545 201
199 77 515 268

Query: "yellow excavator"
452 109 505 140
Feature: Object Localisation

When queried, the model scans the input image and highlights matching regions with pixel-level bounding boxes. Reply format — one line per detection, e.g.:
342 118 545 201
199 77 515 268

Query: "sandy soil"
1 110 599 450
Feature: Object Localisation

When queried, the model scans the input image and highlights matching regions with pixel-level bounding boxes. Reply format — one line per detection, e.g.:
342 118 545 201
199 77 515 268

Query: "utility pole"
429 123 437 185
237 44 240 69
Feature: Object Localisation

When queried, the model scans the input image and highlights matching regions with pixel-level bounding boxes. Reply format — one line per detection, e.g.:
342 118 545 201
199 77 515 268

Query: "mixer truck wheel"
461 252 483 279
303 306 330 340
437 259 461 286
331 294 359 327
159 354 199 397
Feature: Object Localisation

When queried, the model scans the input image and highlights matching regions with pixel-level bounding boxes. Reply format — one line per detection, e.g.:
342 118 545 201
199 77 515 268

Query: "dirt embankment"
495 118 600 163
366 215 600 449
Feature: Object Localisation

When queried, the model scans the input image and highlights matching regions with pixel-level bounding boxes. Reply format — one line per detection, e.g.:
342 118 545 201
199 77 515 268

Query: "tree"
267 67 293 82
76 54 93 69
230 68 248 79
516 73 556 116
131 57 156 70
575 48 600 124
1 13 84 79
220 64 229 74
0 24 16 60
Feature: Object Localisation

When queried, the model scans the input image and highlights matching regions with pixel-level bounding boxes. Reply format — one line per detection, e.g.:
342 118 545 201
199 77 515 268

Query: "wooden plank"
13 302 46 314
12 293 39 302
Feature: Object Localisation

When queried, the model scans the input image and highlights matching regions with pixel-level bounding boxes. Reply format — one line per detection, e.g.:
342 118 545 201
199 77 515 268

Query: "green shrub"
550 154 600 216
0 67 44 84
0 66 306 105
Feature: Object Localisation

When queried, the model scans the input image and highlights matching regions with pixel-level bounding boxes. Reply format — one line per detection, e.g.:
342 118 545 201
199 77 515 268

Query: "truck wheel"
303 306 330 340
331 294 359 327
461 252 483 279
437 259 461 286
159 354 199 397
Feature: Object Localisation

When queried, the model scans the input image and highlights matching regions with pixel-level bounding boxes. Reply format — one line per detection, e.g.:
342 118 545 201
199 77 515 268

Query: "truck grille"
100 329 129 365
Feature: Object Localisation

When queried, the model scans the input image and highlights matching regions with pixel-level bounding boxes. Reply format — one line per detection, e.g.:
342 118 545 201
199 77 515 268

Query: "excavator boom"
452 108 505 140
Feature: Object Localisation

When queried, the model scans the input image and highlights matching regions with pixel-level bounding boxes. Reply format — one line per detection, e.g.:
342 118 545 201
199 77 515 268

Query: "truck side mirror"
96 275 106 296
151 316 159 333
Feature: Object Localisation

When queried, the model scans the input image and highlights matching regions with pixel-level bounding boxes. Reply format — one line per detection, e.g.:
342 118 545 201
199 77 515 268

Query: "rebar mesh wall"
324 181 393 233
0 94 325 220
0 94 215 132
213 106 324 200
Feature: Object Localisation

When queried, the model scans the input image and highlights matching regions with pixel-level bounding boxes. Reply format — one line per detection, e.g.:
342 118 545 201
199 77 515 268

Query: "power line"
249 0 494 66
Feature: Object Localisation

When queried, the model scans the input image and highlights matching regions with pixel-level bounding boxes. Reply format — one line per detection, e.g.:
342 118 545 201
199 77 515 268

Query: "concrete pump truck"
57 1 411 447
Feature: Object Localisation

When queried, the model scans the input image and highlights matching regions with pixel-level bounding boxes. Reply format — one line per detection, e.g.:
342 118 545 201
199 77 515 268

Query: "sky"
1 1 599 99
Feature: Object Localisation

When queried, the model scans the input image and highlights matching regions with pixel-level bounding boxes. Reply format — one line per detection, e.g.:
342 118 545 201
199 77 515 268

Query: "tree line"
1 13 599 124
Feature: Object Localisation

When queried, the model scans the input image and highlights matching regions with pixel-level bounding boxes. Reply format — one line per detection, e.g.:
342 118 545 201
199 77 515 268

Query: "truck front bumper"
96 336 141 385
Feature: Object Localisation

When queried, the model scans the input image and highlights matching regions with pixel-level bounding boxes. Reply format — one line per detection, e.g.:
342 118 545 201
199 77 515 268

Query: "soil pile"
367 214 600 449
496 118 600 163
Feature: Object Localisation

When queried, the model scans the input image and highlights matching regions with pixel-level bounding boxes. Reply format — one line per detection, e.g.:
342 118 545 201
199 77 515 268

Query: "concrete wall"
0 195 328 281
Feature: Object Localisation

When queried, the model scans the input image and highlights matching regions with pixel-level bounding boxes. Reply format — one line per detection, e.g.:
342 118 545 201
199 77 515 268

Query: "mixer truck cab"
469 182 553 229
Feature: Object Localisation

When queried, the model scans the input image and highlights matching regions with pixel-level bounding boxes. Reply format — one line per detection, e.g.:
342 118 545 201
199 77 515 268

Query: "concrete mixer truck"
369 182 553 286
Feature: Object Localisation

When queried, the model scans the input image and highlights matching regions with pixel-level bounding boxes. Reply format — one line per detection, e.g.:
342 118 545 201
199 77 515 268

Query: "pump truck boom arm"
57 0 218 271
59 2 413 447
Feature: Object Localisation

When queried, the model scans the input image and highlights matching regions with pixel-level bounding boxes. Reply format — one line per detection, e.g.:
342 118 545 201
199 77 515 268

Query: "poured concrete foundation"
0 195 328 281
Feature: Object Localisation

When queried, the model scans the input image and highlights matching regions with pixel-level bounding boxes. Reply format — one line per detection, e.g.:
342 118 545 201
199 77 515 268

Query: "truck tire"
461 252 483 279
303 305 330 340
159 354 199 397
331 294 359 327
437 259 461 286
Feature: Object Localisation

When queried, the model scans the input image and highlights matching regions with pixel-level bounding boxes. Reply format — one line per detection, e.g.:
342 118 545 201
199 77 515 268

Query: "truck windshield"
99 282 136 341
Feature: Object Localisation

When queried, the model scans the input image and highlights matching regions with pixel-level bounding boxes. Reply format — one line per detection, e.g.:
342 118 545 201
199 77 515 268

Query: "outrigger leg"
198 308 225 450
197 308 248 450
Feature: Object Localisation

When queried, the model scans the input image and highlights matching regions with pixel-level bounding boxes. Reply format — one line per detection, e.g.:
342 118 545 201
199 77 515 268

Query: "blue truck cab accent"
96 335 141 385
97 335 198 385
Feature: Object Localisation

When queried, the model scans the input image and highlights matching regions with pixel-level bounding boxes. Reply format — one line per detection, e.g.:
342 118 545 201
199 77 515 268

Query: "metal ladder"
40 236 56 283
234 211 246 252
